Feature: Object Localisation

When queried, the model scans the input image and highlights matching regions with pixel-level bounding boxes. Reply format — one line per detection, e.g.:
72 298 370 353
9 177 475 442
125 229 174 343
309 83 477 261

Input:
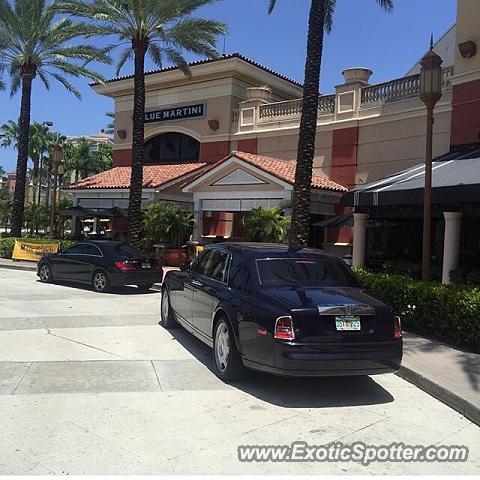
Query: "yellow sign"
12 240 59 262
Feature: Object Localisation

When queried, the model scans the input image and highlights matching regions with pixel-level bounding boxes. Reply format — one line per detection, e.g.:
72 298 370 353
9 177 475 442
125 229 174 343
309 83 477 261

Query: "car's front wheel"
38 263 53 283
92 270 109 293
160 287 176 328
212 317 245 381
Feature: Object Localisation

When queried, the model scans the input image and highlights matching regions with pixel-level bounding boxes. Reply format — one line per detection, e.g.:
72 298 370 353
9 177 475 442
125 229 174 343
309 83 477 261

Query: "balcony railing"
259 94 335 121
361 66 454 106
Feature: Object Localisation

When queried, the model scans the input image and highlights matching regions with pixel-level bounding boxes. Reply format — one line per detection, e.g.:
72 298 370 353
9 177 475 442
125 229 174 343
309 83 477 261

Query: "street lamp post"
420 39 443 282
37 121 53 205
49 144 64 238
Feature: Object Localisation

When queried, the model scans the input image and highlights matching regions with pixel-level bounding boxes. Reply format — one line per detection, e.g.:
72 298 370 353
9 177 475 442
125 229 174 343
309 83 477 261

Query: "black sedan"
161 243 402 380
37 240 163 292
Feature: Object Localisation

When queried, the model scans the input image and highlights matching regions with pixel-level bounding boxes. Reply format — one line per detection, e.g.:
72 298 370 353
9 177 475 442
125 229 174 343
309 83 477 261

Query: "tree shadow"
165 324 395 409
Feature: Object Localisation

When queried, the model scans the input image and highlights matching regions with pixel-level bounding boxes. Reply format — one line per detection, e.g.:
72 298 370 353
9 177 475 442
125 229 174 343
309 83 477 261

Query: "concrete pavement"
0 268 478 474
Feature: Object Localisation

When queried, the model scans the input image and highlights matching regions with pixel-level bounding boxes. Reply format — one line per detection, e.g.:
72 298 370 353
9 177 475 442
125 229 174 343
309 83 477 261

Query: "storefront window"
144 132 200 164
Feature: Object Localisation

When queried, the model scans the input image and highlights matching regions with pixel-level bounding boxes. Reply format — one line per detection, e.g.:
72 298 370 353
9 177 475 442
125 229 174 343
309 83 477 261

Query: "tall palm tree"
58 0 227 247
269 0 393 247
0 120 57 203
64 138 112 183
0 0 111 237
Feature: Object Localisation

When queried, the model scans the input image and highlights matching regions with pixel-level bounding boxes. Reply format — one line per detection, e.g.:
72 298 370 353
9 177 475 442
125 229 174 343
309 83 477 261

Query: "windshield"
256 257 359 288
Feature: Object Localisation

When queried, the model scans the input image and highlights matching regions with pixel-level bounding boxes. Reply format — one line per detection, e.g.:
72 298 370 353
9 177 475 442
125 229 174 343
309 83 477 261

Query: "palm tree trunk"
10 71 35 237
289 0 326 248
128 42 147 247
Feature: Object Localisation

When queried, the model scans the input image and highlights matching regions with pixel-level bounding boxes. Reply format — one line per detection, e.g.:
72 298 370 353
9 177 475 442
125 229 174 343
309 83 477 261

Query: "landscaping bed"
354 268 480 351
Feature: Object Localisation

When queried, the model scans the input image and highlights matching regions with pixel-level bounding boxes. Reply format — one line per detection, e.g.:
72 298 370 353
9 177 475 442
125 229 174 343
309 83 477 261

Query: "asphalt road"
0 269 478 474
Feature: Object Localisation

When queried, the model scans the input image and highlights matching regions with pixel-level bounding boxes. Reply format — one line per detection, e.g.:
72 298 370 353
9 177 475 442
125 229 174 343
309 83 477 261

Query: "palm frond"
268 0 277 14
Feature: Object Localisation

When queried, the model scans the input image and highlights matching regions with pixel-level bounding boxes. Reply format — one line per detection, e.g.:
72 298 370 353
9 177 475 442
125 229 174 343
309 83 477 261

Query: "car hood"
261 286 388 311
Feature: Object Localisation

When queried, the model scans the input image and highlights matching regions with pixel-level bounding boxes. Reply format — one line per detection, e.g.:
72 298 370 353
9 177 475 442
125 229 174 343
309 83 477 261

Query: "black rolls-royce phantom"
161 243 402 381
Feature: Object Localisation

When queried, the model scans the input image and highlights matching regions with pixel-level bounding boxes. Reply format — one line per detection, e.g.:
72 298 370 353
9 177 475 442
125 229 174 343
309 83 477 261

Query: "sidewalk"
400 332 480 426
0 257 37 271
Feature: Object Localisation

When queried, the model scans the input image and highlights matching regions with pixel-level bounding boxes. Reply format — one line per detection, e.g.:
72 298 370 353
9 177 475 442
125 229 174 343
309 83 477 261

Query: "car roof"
208 242 338 259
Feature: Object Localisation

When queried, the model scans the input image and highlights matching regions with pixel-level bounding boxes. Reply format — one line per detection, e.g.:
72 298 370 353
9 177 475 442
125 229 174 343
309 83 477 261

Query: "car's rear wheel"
212 317 245 381
92 270 109 293
160 287 176 328
137 283 154 291
39 263 53 283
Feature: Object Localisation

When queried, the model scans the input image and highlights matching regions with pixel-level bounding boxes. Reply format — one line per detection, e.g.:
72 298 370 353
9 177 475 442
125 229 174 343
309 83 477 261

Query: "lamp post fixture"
49 144 64 238
420 38 443 282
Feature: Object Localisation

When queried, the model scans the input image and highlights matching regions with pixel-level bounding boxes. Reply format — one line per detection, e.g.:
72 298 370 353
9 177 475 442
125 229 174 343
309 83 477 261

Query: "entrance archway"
144 132 200 164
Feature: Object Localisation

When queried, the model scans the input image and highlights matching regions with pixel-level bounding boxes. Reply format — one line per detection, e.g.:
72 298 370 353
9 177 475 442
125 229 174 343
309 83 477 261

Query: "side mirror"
179 261 191 272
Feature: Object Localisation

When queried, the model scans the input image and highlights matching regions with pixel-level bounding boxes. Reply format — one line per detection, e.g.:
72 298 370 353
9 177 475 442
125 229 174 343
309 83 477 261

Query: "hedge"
0 237 75 259
354 269 480 351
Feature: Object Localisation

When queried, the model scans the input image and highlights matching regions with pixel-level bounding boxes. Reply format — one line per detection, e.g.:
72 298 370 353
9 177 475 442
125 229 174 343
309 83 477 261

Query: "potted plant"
243 207 291 243
142 201 195 267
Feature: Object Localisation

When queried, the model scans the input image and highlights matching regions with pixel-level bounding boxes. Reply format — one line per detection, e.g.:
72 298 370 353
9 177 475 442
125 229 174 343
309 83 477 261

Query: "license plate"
335 316 361 331
142 262 150 269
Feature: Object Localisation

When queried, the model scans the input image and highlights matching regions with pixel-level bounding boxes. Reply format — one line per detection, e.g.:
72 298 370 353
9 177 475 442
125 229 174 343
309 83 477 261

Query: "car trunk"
266 287 395 343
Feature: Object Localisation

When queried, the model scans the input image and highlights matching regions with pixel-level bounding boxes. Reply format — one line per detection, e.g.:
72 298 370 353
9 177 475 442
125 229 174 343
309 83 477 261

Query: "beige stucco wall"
455 0 480 77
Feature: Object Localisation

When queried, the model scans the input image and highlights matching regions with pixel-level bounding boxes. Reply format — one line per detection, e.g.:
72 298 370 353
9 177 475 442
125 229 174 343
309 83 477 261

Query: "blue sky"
0 0 456 172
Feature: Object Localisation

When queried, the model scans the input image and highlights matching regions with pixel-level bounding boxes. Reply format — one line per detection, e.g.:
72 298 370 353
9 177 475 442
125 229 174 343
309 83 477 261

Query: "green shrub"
450 267 480 286
0 237 75 259
243 207 291 243
354 268 480 350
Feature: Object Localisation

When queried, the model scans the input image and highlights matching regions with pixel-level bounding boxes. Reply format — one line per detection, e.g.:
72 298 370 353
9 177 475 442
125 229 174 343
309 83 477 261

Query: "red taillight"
114 261 137 271
394 316 402 339
274 316 295 340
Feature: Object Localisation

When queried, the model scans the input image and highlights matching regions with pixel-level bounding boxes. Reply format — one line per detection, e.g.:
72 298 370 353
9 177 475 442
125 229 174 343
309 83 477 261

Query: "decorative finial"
430 33 434 50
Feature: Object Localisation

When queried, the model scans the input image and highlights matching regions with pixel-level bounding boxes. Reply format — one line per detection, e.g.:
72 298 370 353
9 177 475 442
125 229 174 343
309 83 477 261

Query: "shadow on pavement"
36 279 159 295
166 323 394 409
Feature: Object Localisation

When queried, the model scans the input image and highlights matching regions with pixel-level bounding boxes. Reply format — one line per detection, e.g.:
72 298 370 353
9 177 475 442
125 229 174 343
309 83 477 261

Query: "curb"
397 365 480 427
0 262 36 272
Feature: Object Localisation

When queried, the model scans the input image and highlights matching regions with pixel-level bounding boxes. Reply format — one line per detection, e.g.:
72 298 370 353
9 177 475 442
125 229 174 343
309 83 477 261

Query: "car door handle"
191 280 203 287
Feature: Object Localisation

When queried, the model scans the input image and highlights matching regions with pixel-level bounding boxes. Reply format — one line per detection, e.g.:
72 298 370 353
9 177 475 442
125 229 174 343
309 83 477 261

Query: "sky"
0 0 457 172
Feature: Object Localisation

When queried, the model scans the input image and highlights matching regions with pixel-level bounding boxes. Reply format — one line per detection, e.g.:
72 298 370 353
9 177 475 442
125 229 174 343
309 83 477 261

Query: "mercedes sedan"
37 240 163 292
160 243 402 380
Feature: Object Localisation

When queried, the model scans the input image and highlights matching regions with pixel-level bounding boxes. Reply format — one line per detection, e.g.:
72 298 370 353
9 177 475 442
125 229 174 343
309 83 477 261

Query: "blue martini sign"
144 103 205 124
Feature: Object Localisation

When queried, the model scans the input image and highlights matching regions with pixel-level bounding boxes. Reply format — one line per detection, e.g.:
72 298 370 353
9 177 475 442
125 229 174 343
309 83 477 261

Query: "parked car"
37 240 162 292
161 243 402 381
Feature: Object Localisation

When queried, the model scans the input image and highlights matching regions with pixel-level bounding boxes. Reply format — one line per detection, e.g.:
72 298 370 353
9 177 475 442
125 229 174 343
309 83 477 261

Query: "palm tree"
0 0 111 237
243 207 291 243
0 120 58 203
268 0 393 247
64 138 112 183
58 0 227 247
105 112 115 136
0 164 6 178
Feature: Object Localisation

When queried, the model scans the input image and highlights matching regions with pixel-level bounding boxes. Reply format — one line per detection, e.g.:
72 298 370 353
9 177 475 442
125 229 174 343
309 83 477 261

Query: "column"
442 211 463 285
352 213 368 268
192 199 203 242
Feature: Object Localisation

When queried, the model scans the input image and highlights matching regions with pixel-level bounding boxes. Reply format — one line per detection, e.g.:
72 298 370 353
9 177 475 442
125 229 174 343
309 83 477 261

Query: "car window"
82 244 102 256
205 250 229 283
192 250 213 276
256 257 360 288
229 263 252 292
62 244 83 255
111 243 144 260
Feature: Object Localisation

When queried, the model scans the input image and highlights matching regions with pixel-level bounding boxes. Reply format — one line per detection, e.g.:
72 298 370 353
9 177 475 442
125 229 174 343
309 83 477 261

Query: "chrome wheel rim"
94 272 106 291
215 323 230 372
161 290 169 323
39 265 50 281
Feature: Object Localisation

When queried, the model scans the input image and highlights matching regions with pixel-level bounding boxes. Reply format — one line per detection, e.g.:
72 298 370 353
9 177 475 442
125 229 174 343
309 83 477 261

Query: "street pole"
49 163 58 239
421 105 434 282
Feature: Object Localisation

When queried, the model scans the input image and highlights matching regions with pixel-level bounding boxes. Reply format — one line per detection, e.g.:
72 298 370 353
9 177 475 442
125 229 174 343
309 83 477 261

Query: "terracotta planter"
165 248 187 267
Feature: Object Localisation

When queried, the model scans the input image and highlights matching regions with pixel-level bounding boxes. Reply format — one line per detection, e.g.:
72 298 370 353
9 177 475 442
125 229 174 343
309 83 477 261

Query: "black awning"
344 144 480 208
94 207 127 218
57 206 97 218
313 214 353 228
